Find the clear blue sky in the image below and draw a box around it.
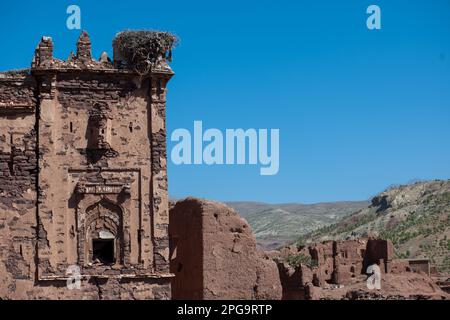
[1,1,449,203]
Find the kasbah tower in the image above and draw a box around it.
[0,30,175,299]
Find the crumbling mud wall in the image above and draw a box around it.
[0,72,37,204]
[169,199,203,299]
[169,198,282,300]
[0,71,38,297]
[364,238,394,272]
[0,30,174,299]
[275,239,448,300]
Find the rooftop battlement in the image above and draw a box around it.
[30,30,175,74]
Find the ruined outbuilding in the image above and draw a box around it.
[275,238,447,300]
[0,31,174,299]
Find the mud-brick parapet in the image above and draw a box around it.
[1,29,176,115]
[31,30,176,75]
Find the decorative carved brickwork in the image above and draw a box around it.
[0,30,174,299]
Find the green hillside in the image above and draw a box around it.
[227,201,368,250]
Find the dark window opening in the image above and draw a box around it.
[8,152,14,176]
[129,123,133,133]
[92,239,115,264]
[157,79,162,95]
[70,122,73,133]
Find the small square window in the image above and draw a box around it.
[92,239,115,264]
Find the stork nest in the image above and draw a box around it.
[113,30,177,75]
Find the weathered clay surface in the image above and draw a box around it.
[169,197,282,300]
[275,239,449,300]
[2,30,447,301]
[0,31,173,299]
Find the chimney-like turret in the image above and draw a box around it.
[76,31,92,62]
[33,36,53,67]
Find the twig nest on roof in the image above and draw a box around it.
[113,30,177,75]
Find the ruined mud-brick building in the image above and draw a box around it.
[169,198,282,300]
[275,238,435,299]
[0,31,174,299]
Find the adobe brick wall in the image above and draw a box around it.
[364,239,394,272]
[276,238,401,299]
[168,199,204,299]
[169,197,282,300]
[0,31,173,299]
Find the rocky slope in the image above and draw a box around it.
[227,201,368,250]
[297,180,450,273]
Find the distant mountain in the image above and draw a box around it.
[226,200,369,250]
[297,180,450,273]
